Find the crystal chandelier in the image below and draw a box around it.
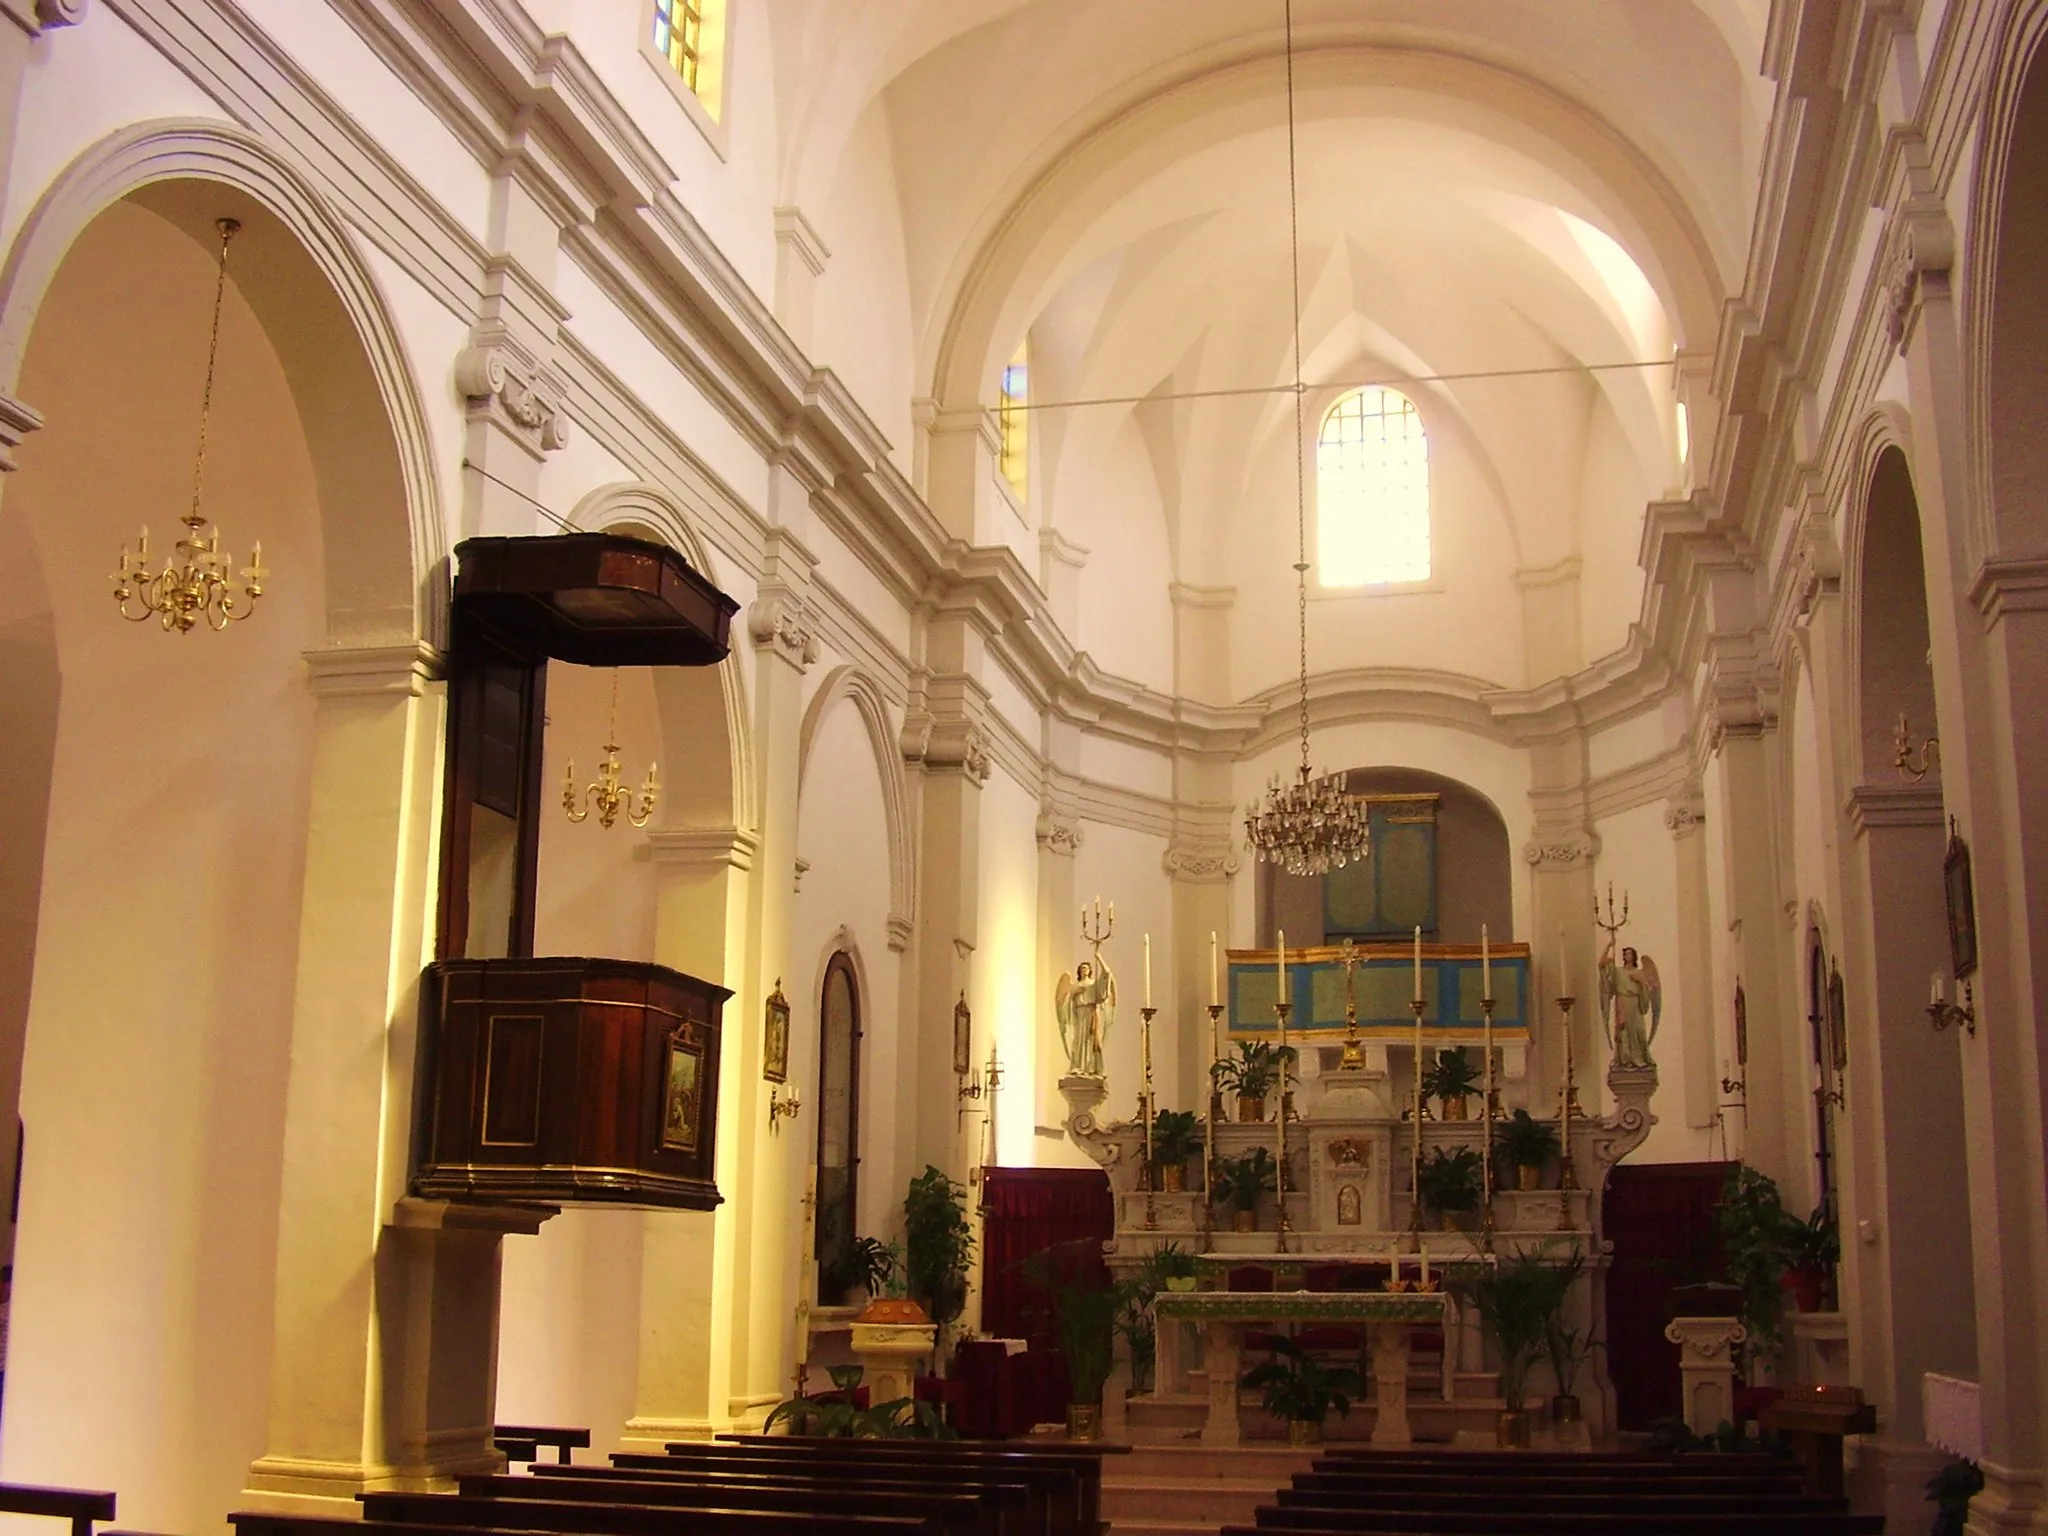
[563,671,659,830]
[111,218,269,633]
[1242,0,1371,878]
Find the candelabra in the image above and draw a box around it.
[563,672,658,829]
[1408,996,1427,1239]
[1273,999,1292,1253]
[1205,1002,1225,1232]
[1480,995,1497,1252]
[1141,1004,1158,1230]
[111,217,270,634]
[768,1084,802,1130]
[1895,712,1941,783]
[1556,994,1579,1232]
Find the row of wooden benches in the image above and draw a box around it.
[231,1433,1126,1536]
[1217,1447,1889,1535]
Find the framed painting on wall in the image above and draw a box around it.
[1944,820,1978,980]
[660,1033,705,1154]
[763,980,791,1083]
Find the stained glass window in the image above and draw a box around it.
[999,342,1028,498]
[651,0,725,119]
[1317,387,1430,585]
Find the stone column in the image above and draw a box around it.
[622,826,758,1448]
[1665,1317,1746,1435]
[1035,773,1083,1137]
[1165,833,1237,1112]
[1519,774,1598,1117]
[1665,792,1717,1131]
[246,644,531,1507]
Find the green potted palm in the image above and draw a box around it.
[903,1166,975,1340]
[1150,1108,1199,1191]
[1422,1047,1482,1120]
[1241,1335,1362,1446]
[1493,1108,1562,1190]
[1538,1247,1590,1427]
[1465,1248,1576,1447]
[1778,1204,1839,1313]
[1416,1145,1484,1230]
[1211,1040,1296,1122]
[1214,1146,1277,1231]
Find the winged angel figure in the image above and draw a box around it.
[1598,940,1663,1069]
[1054,956,1116,1078]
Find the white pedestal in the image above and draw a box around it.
[1369,1321,1416,1448]
[1664,1316,1747,1434]
[850,1321,936,1405]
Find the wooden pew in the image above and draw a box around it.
[365,1489,969,1536]
[0,1484,119,1536]
[459,1469,1014,1536]
[643,1440,1090,1536]
[493,1426,590,1468]
[530,1462,1039,1536]
[236,1513,921,1536]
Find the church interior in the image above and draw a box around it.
[0,1,2044,1533]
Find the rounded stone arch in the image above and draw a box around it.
[797,664,915,945]
[926,42,1726,416]
[1963,0,2048,555]
[1839,409,1936,788]
[567,480,756,834]
[0,118,444,647]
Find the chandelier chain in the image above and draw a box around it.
[1284,0,1312,787]
[186,218,234,529]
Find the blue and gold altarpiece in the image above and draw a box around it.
[1226,943,1532,1043]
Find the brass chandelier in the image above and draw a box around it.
[111,217,269,633]
[563,672,659,830]
[1242,0,1370,877]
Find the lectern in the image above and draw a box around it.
[411,533,739,1212]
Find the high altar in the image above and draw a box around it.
[1059,941,1659,1446]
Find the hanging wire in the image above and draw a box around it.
[1283,0,1312,785]
[186,218,238,527]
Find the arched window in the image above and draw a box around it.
[814,952,863,1304]
[650,0,728,121]
[999,342,1028,499]
[1317,386,1430,586]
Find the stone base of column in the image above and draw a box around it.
[1966,1459,2048,1536]
[1663,1316,1746,1435]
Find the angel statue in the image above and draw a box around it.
[1599,941,1663,1069]
[1055,956,1117,1078]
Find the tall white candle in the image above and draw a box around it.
[1420,1244,1430,1285]
[1413,926,1423,1003]
[1210,932,1220,1007]
[1277,930,1287,996]
[1481,924,1491,1003]
[1144,934,1153,1007]
[1560,927,1569,997]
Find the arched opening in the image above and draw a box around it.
[814,951,862,1305]
[0,177,406,1523]
[1845,441,1976,1442]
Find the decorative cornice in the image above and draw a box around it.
[0,0,88,36]
[645,826,761,872]
[1162,842,1239,883]
[1845,783,1945,835]
[747,591,820,671]
[301,642,443,698]
[0,390,43,472]
[1969,555,2048,627]
[885,914,913,952]
[902,714,992,785]
[1882,195,1956,352]
[772,206,830,278]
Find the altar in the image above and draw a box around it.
[1059,940,1660,1446]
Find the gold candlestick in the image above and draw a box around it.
[1408,995,1428,1239]
[1274,999,1293,1254]
[1205,1002,1225,1232]
[1141,1004,1158,1230]
[1480,995,1497,1252]
[1557,994,1579,1231]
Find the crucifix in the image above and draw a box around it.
[1339,937,1364,1069]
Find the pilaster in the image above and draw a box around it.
[771,206,829,354]
[1664,790,1716,1129]
[1034,781,1083,1138]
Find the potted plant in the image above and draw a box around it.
[1778,1203,1839,1313]
[1214,1146,1276,1231]
[1714,1163,1790,1366]
[1493,1108,1562,1191]
[1150,1108,1199,1191]
[1052,1277,1118,1439]
[1144,1241,1201,1292]
[904,1166,975,1340]
[1211,1040,1296,1122]
[1116,1243,1198,1393]
[1464,1246,1575,1448]
[1537,1246,1590,1426]
[1416,1145,1484,1230]
[1240,1334,1362,1446]
[853,1238,924,1325]
[1422,1047,1482,1120]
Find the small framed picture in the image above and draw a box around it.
[1945,821,1978,980]
[953,993,973,1078]
[660,1033,705,1154]
[762,980,791,1084]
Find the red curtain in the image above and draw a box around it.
[979,1167,1112,1426]
[1603,1160,1733,1430]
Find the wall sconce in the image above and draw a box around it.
[1928,975,1975,1036]
[1895,712,1940,783]
[768,1084,802,1130]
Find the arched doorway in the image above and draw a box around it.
[814,952,862,1305]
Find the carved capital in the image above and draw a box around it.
[1883,200,1956,352]
[1663,800,1707,838]
[901,713,991,783]
[0,390,43,471]
[1591,1062,1659,1168]
[885,913,914,952]
[1163,842,1239,882]
[747,591,819,671]
[1036,805,1084,856]
[1523,834,1599,868]
[455,321,568,456]
[2,0,88,33]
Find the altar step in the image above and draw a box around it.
[1103,1444,1315,1535]
[1129,1371,1505,1448]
